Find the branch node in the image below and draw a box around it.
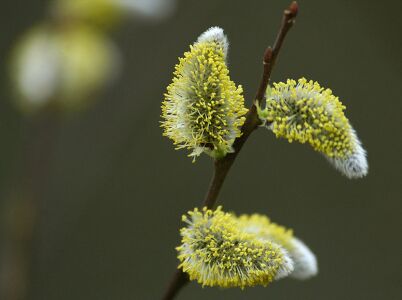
[263,47,273,64]
[288,1,299,17]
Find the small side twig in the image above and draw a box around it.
[162,2,298,299]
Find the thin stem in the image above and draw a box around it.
[203,159,231,209]
[0,105,61,300]
[162,2,298,299]
[162,269,189,300]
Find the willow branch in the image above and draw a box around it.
[162,2,298,299]
[204,0,298,209]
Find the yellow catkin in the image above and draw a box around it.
[259,78,355,158]
[161,39,247,160]
[10,24,117,112]
[238,214,318,280]
[177,207,293,288]
[237,214,294,250]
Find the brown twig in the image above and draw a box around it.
[162,2,298,299]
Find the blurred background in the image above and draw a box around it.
[1,0,401,299]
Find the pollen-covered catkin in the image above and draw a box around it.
[238,214,318,280]
[176,207,294,288]
[161,27,247,160]
[257,78,368,178]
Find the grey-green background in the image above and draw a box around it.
[1,0,401,299]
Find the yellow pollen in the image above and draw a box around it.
[161,40,247,160]
[177,207,292,288]
[260,78,355,158]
